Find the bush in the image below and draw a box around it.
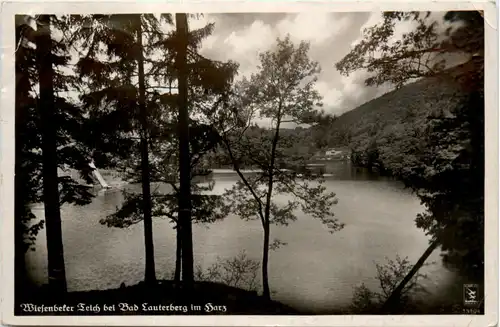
[195,251,260,292]
[350,255,430,313]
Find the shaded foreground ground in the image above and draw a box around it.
[16,280,483,315]
[16,280,299,315]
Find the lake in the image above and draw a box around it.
[26,161,458,313]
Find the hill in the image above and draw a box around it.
[188,61,477,174]
[311,62,475,174]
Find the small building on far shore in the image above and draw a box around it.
[325,149,342,156]
[314,148,348,161]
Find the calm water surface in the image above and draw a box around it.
[26,162,457,312]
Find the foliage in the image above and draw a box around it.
[210,36,343,300]
[100,183,229,229]
[71,13,180,284]
[350,255,430,313]
[70,14,170,167]
[324,73,464,172]
[14,14,108,295]
[15,15,96,255]
[99,117,232,280]
[116,16,234,210]
[336,11,483,89]
[410,89,484,278]
[195,251,260,292]
[333,11,484,279]
[81,14,237,283]
[16,16,45,254]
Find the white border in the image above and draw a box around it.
[1,1,498,326]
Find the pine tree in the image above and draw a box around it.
[75,14,237,287]
[15,14,44,300]
[15,14,95,298]
[174,13,194,287]
[35,13,69,294]
[151,13,238,286]
[100,124,230,283]
[73,14,176,285]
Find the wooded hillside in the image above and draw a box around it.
[312,60,476,175]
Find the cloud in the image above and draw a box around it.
[334,11,466,114]
[223,20,275,55]
[200,34,218,51]
[200,13,357,81]
[315,81,343,110]
[195,12,456,119]
[275,13,351,45]
[221,20,276,77]
[336,69,391,113]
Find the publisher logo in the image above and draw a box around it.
[463,284,479,306]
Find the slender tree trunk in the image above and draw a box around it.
[261,223,271,299]
[35,14,67,294]
[381,239,439,312]
[175,13,194,288]
[136,16,156,285]
[261,109,283,300]
[174,227,182,283]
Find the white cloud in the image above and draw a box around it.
[340,70,370,101]
[275,13,350,45]
[190,15,220,55]
[189,14,215,31]
[351,11,461,49]
[350,12,418,48]
[223,20,275,55]
[350,12,383,47]
[209,13,354,81]
[200,34,217,52]
[337,12,458,114]
[315,81,342,109]
[219,20,276,78]
[194,12,459,119]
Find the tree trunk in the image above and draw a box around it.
[174,227,181,283]
[260,108,283,300]
[175,13,194,288]
[35,14,67,294]
[381,239,439,312]
[136,16,156,285]
[262,223,271,299]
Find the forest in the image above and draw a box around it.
[14,11,484,315]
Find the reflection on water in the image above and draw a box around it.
[26,161,457,312]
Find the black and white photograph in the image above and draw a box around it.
[1,2,498,326]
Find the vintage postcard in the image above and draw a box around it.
[0,0,498,326]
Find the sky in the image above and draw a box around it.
[21,12,458,124]
[188,12,455,118]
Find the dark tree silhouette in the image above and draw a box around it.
[336,11,484,311]
[77,13,238,287]
[73,14,175,285]
[15,14,95,298]
[35,14,68,294]
[174,13,194,288]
